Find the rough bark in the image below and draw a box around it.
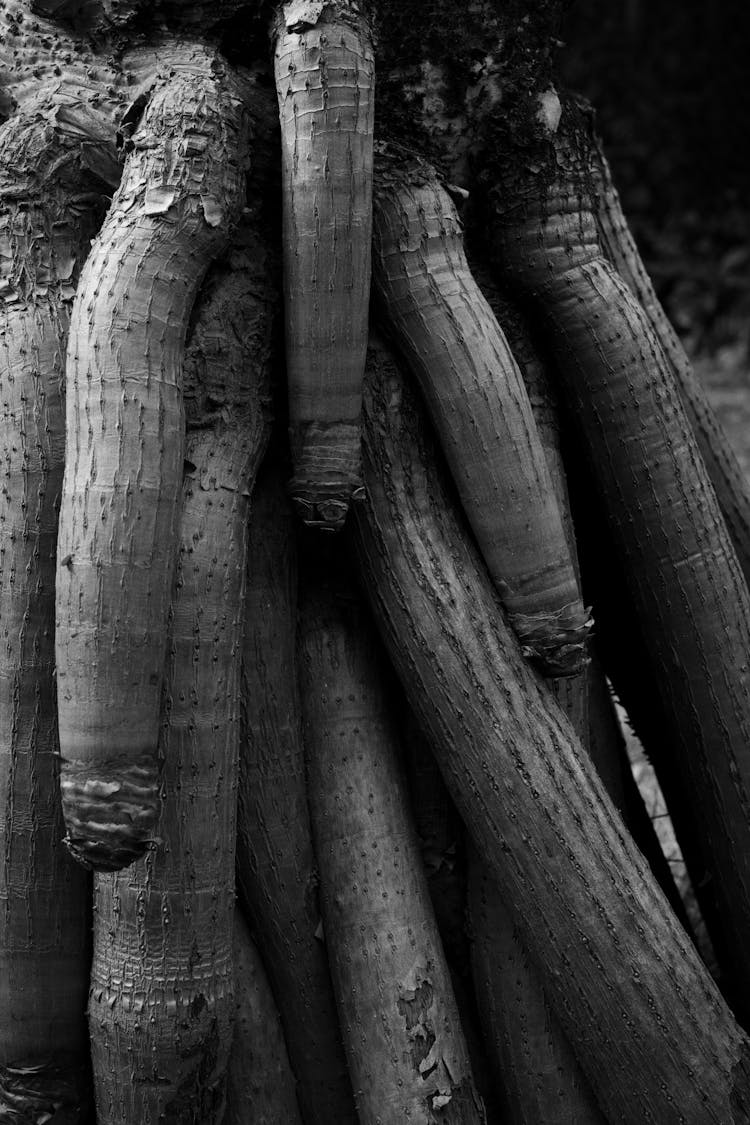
[0,1,129,121]
[298,566,486,1124]
[468,845,606,1125]
[472,271,591,729]
[55,43,252,871]
[236,457,357,1125]
[402,712,470,979]
[87,177,272,1123]
[589,114,750,586]
[275,0,374,529]
[487,97,750,1019]
[352,332,750,1124]
[446,283,604,1121]
[373,153,590,676]
[0,84,118,1124]
[568,473,729,980]
[225,909,304,1125]
[487,280,686,922]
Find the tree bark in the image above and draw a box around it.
[236,457,357,1125]
[352,332,750,1123]
[372,154,590,676]
[487,98,750,1018]
[274,0,374,529]
[55,43,252,871]
[88,186,272,1122]
[0,80,117,1125]
[298,562,485,1124]
[226,909,304,1125]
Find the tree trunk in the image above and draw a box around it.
[0,73,116,1125]
[55,42,252,871]
[297,560,485,1123]
[2,4,750,1122]
[236,457,357,1125]
[226,908,304,1125]
[352,333,750,1123]
[88,176,272,1121]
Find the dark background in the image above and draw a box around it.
[561,0,750,367]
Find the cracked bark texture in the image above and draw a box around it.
[373,153,590,676]
[352,333,750,1123]
[236,457,357,1125]
[87,172,273,1123]
[274,0,374,529]
[225,909,304,1125]
[55,44,252,871]
[0,79,119,1124]
[487,99,750,1021]
[298,568,485,1124]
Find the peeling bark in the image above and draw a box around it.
[236,457,357,1125]
[352,333,750,1123]
[88,178,272,1122]
[298,567,485,1124]
[55,44,252,871]
[0,0,129,121]
[274,0,374,528]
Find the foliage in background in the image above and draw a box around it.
[562,0,750,365]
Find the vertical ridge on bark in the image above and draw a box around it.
[55,44,252,871]
[225,909,304,1125]
[0,91,117,1124]
[274,0,374,529]
[487,98,750,1017]
[88,180,273,1123]
[372,152,590,676]
[236,458,357,1125]
[352,333,750,1123]
[298,565,486,1124]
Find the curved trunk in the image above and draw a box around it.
[225,909,304,1125]
[0,93,116,1123]
[449,284,604,1120]
[298,566,485,1124]
[236,458,357,1125]
[275,0,374,529]
[589,118,750,583]
[488,99,750,1017]
[372,155,590,676]
[88,192,272,1123]
[55,43,251,871]
[352,332,750,1123]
